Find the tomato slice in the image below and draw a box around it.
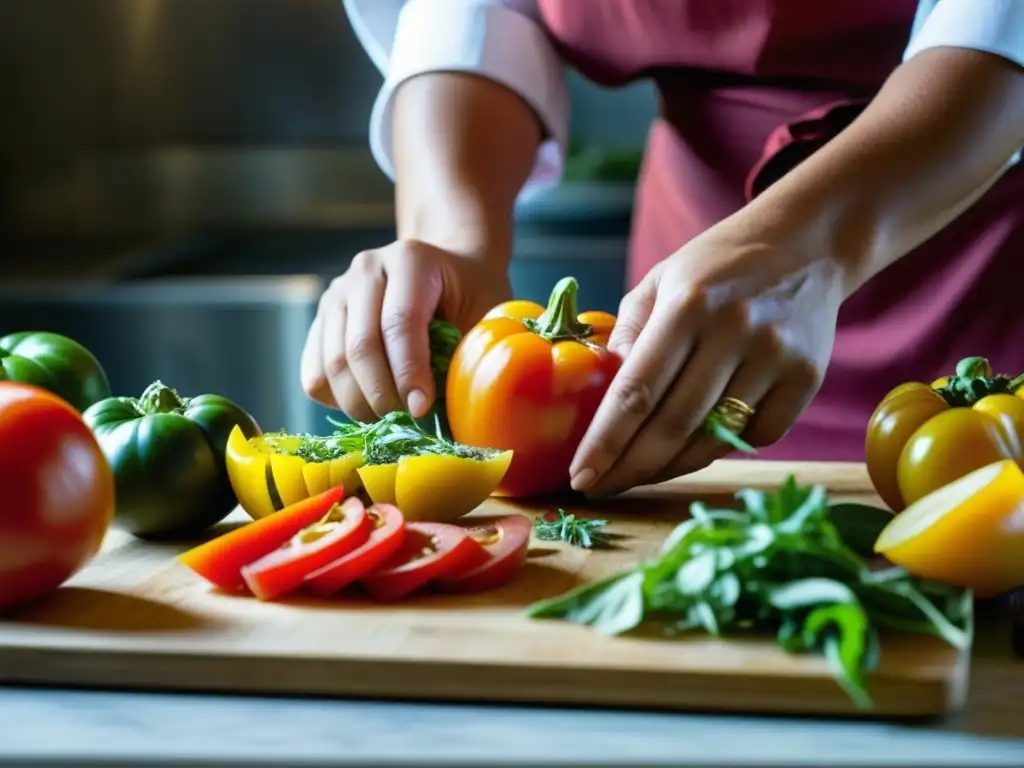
[304,503,407,597]
[437,514,532,594]
[358,522,488,602]
[240,497,373,601]
[179,485,348,592]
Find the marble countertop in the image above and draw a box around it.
[1,683,1024,767]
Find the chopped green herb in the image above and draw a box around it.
[253,409,498,466]
[526,475,973,709]
[325,410,498,466]
[533,508,613,549]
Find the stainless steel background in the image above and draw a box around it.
[0,0,390,245]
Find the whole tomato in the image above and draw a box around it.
[446,276,621,497]
[0,382,115,612]
[865,357,1024,512]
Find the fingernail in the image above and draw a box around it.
[571,468,597,492]
[407,389,429,417]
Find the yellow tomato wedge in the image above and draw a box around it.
[357,463,399,504]
[224,425,365,521]
[357,450,514,522]
[874,459,1024,597]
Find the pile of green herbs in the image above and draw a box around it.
[261,410,497,466]
[526,477,973,708]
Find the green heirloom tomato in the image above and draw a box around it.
[84,380,261,539]
[0,331,111,412]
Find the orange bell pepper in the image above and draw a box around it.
[446,276,620,498]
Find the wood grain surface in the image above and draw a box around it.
[0,460,971,718]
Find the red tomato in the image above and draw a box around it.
[0,382,115,612]
[241,496,372,601]
[304,503,406,597]
[438,515,532,593]
[359,522,489,602]
[179,485,347,592]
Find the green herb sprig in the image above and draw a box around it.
[259,410,496,466]
[533,508,613,549]
[526,476,973,709]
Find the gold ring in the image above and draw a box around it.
[711,396,756,436]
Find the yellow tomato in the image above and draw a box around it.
[357,450,514,522]
[224,426,364,520]
[874,459,1024,597]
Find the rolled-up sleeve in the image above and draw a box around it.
[903,0,1024,165]
[903,0,1024,67]
[343,0,570,200]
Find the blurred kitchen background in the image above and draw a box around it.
[0,0,655,432]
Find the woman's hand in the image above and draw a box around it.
[300,240,511,423]
[569,223,846,496]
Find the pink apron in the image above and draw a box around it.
[536,0,1024,461]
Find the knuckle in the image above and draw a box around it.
[611,374,654,417]
[380,305,422,342]
[789,356,824,392]
[323,353,348,380]
[346,332,382,366]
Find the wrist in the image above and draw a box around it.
[397,192,513,270]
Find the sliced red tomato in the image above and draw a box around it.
[358,522,488,602]
[240,497,373,601]
[304,503,407,597]
[178,485,347,592]
[437,514,532,594]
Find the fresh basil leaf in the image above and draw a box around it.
[827,502,894,558]
[675,551,717,595]
[777,484,829,534]
[767,578,859,612]
[710,572,742,608]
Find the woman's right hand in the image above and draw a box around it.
[300,239,512,423]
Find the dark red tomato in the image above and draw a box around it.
[304,503,407,597]
[0,382,115,612]
[438,515,532,594]
[241,496,372,601]
[358,522,489,602]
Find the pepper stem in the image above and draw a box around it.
[137,380,187,415]
[523,276,593,342]
[955,356,993,380]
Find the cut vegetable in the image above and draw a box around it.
[240,497,372,601]
[305,503,407,596]
[359,522,489,602]
[357,451,514,522]
[178,485,348,592]
[874,459,1024,597]
[438,514,532,593]
[225,425,365,521]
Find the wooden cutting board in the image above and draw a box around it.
[0,460,969,717]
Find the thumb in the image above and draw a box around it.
[608,279,656,360]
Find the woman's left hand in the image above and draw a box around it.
[569,221,847,496]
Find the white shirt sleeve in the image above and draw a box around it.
[903,0,1024,166]
[904,0,1024,67]
[342,0,570,201]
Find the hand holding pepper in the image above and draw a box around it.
[301,240,512,423]
[569,223,845,497]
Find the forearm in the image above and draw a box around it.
[392,72,543,269]
[745,47,1024,295]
